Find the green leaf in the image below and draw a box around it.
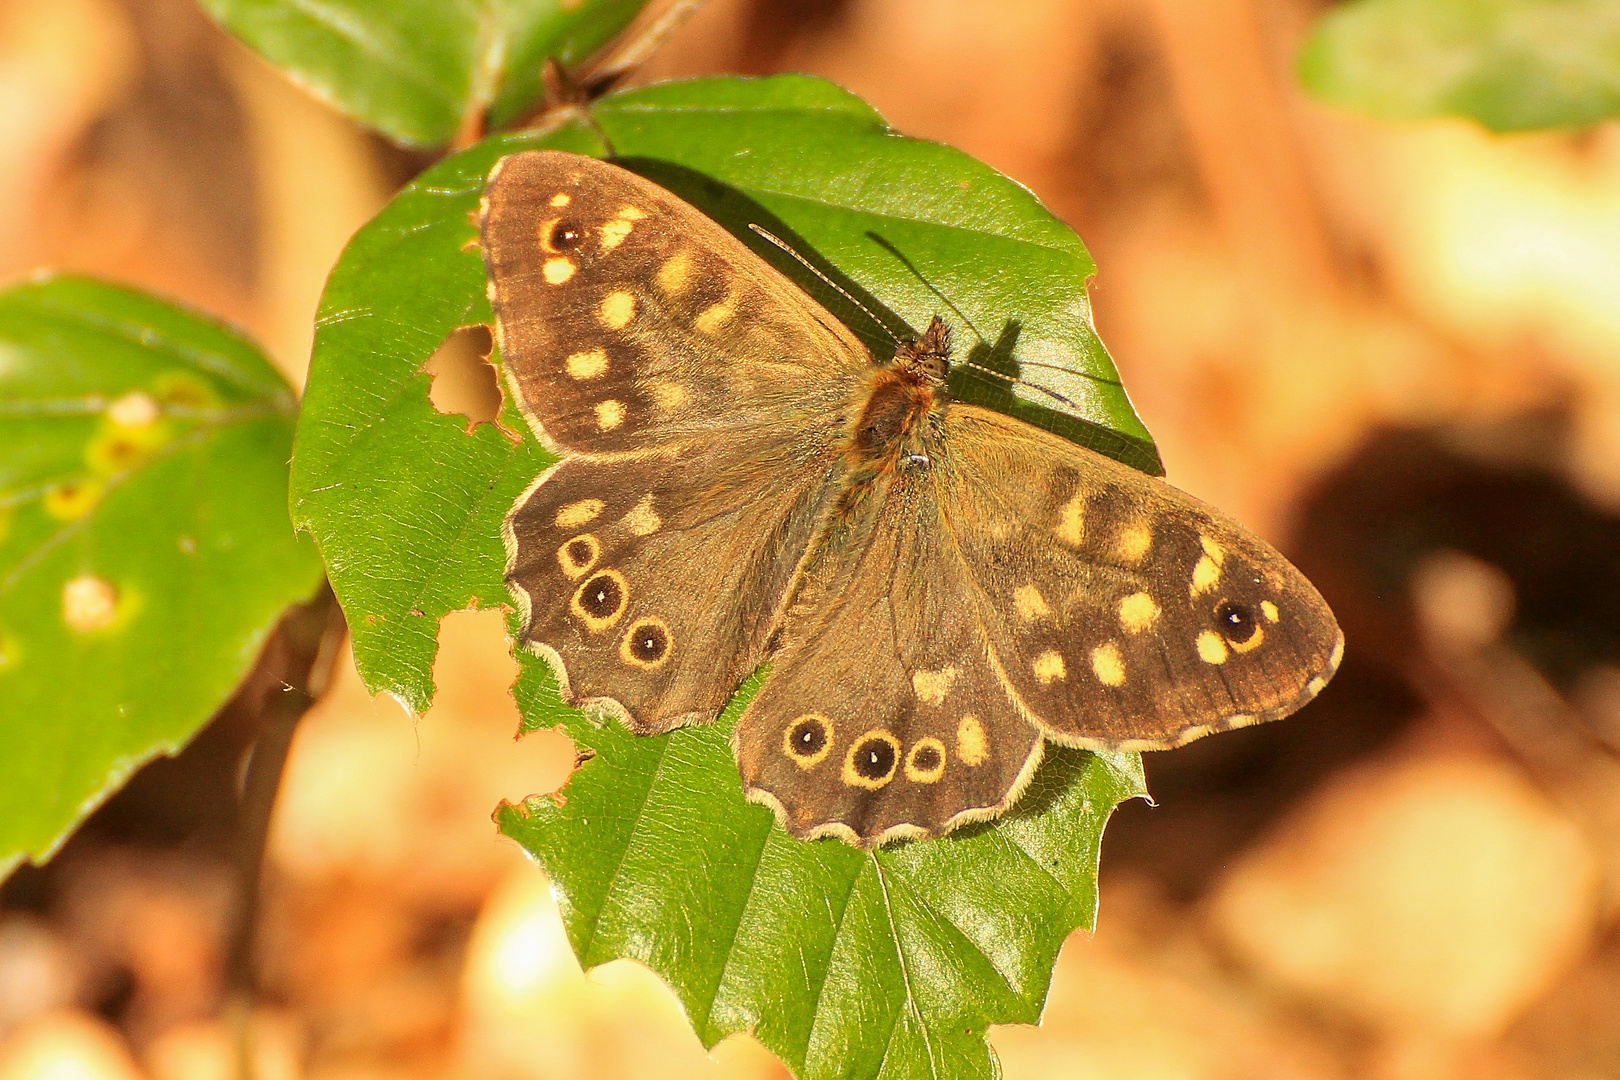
[290,74,1153,1078]
[1300,0,1620,130]
[0,276,325,879]
[498,670,1147,1080]
[199,0,652,148]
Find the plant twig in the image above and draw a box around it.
[219,580,346,1079]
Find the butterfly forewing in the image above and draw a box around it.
[936,404,1343,749]
[480,151,870,453]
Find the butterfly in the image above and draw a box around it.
[479,150,1342,848]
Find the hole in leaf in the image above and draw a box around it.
[424,325,501,433]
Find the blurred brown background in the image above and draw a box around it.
[4,0,1620,1078]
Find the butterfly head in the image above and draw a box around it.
[893,316,951,386]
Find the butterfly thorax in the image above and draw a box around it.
[844,316,951,474]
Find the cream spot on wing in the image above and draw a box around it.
[623,494,660,536]
[549,192,571,207]
[657,251,692,293]
[1033,650,1066,684]
[618,205,646,221]
[1191,555,1221,596]
[956,715,988,766]
[555,499,604,528]
[1200,534,1226,564]
[1329,634,1344,669]
[1091,642,1126,686]
[599,291,636,329]
[1117,522,1153,563]
[1014,584,1051,620]
[543,257,576,284]
[911,665,959,705]
[1197,630,1229,664]
[1053,492,1085,546]
[595,399,625,431]
[1119,592,1160,633]
[648,380,686,412]
[599,218,633,252]
[1261,600,1280,622]
[565,348,608,380]
[1308,675,1327,694]
[63,574,118,633]
[695,298,736,334]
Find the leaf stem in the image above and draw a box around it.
[220,580,346,1080]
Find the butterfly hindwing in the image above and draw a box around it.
[481,151,869,454]
[937,404,1343,749]
[506,416,847,734]
[735,471,1044,845]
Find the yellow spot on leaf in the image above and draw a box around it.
[1014,584,1050,620]
[912,665,959,705]
[1119,592,1160,633]
[45,480,101,520]
[1091,642,1126,686]
[623,495,660,536]
[1033,650,1066,684]
[543,257,576,284]
[63,575,118,633]
[565,349,608,380]
[956,715,988,766]
[599,291,636,329]
[595,400,625,431]
[1053,492,1085,546]
[1197,630,1229,664]
[555,499,604,528]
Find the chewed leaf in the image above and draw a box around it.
[0,275,324,878]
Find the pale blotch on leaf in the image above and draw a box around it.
[107,390,160,429]
[424,325,501,432]
[63,574,119,633]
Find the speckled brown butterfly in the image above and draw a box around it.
[480,150,1342,848]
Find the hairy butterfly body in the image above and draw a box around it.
[481,150,1342,848]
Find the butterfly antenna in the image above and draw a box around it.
[749,225,902,346]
